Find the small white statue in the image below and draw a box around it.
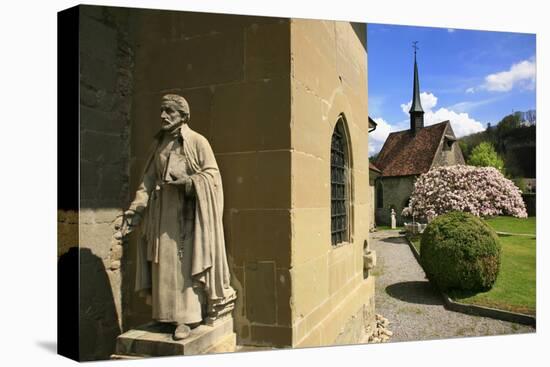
[390,208,396,229]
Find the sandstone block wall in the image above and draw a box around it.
[60,6,376,356]
[290,19,375,347]
[126,9,293,347]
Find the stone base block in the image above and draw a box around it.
[113,318,236,358]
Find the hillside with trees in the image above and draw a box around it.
[459,111,536,179]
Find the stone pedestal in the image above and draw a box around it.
[112,318,236,359]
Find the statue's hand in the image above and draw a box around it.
[166,177,194,196]
[165,177,189,186]
[120,209,141,237]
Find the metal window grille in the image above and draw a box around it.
[331,121,348,246]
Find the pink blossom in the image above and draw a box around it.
[402,165,527,220]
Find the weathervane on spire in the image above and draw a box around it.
[412,41,419,57]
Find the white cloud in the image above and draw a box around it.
[447,97,501,113]
[369,118,409,155]
[400,92,438,114]
[401,91,485,137]
[369,117,393,155]
[468,59,536,93]
[371,91,486,155]
[447,28,456,33]
[425,108,484,137]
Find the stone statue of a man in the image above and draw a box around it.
[121,94,236,340]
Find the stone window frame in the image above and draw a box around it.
[330,114,354,247]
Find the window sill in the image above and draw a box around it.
[331,241,352,249]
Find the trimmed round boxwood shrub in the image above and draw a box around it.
[420,211,501,292]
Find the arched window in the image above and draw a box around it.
[331,117,351,246]
[376,181,384,209]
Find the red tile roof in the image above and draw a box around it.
[375,121,449,177]
[369,161,381,173]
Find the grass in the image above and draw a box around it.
[376,225,403,231]
[448,234,536,315]
[484,216,536,235]
[410,237,421,253]
[411,216,536,315]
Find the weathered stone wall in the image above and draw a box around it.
[369,170,380,229]
[127,9,293,347]
[431,124,465,168]
[57,5,136,361]
[375,175,416,226]
[289,19,375,347]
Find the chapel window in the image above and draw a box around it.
[331,117,351,246]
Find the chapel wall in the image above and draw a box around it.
[369,171,380,229]
[127,9,294,347]
[375,175,415,226]
[431,125,466,168]
[289,19,375,347]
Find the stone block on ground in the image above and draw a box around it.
[113,318,236,358]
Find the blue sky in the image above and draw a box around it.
[367,23,536,155]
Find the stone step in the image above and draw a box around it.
[114,318,235,358]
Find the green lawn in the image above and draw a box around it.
[449,234,536,315]
[484,216,536,235]
[410,237,421,253]
[376,225,403,231]
[411,216,536,315]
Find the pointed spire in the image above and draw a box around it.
[409,41,424,132]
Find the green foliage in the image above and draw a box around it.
[420,212,501,292]
[448,233,536,315]
[512,177,527,193]
[496,113,522,137]
[468,142,505,173]
[459,112,535,178]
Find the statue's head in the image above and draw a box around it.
[160,94,190,131]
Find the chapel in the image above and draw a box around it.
[371,49,465,226]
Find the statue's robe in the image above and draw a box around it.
[129,124,236,325]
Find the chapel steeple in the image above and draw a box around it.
[409,41,424,132]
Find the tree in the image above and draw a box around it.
[468,142,505,174]
[402,165,527,221]
[496,113,521,142]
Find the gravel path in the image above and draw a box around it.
[370,230,534,342]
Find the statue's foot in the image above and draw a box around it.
[173,324,191,340]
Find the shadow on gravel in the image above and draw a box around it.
[381,236,408,245]
[385,281,442,305]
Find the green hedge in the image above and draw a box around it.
[420,212,501,292]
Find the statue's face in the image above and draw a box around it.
[160,104,183,130]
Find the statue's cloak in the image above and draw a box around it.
[134,126,236,309]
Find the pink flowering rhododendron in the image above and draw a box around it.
[402,165,527,220]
